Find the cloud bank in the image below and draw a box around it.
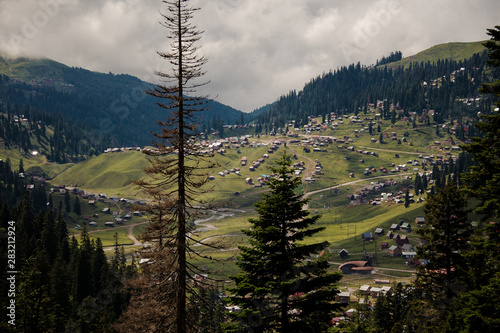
[1,0,498,111]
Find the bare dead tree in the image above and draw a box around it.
[115,1,220,332]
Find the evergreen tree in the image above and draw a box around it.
[462,25,500,221]
[404,188,410,208]
[414,173,422,196]
[19,158,24,174]
[226,153,341,332]
[416,183,471,298]
[120,1,214,332]
[64,191,71,213]
[48,193,53,210]
[72,226,94,306]
[73,196,81,215]
[449,27,500,331]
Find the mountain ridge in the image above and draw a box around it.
[0,39,489,149]
[381,41,486,69]
[0,54,249,146]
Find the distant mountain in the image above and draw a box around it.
[0,55,248,147]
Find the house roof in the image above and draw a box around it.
[360,285,371,292]
[389,245,400,251]
[401,244,414,251]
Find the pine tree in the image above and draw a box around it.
[64,191,71,213]
[226,153,341,332]
[121,1,214,332]
[48,193,53,210]
[19,158,24,174]
[416,183,471,298]
[73,196,81,215]
[462,25,500,221]
[414,173,422,196]
[404,188,410,208]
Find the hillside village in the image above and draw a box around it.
[1,25,498,330]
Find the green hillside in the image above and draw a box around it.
[383,41,487,69]
[50,150,149,196]
[0,53,249,147]
[0,56,70,84]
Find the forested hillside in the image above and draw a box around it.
[0,56,249,147]
[256,47,494,131]
[0,103,103,163]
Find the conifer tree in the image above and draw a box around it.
[416,183,471,298]
[404,188,410,208]
[462,25,500,221]
[64,191,71,213]
[226,154,341,332]
[120,1,214,332]
[73,196,81,215]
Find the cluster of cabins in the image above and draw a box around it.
[338,217,426,273]
[346,180,398,205]
[51,185,146,228]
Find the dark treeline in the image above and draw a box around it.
[375,51,403,66]
[0,192,132,332]
[257,51,494,130]
[0,101,104,163]
[0,62,248,146]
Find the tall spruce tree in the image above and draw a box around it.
[118,1,214,332]
[73,196,81,216]
[416,183,471,298]
[448,26,500,331]
[462,25,500,221]
[226,154,341,333]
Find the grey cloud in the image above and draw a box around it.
[1,0,499,111]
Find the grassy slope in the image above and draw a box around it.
[0,55,70,84]
[49,113,464,204]
[51,150,149,196]
[383,41,486,69]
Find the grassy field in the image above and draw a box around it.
[383,41,486,70]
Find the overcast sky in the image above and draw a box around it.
[1,0,499,112]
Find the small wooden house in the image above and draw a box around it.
[362,232,374,241]
[415,217,426,224]
[336,292,351,304]
[388,245,402,257]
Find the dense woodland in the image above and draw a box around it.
[0,192,133,332]
[0,105,103,164]
[0,61,247,147]
[256,50,495,133]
